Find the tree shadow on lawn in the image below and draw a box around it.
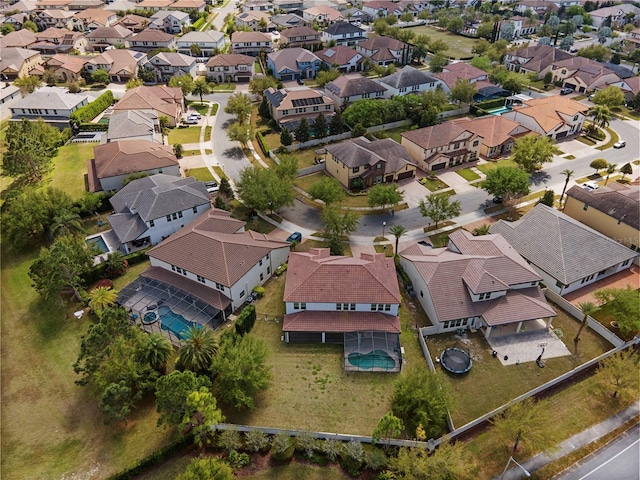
[530,170,551,187]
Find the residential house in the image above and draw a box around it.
[35,0,73,8]
[35,9,75,30]
[504,44,573,79]
[325,73,386,107]
[107,174,211,254]
[271,13,308,29]
[501,96,587,139]
[607,76,640,104]
[513,0,558,16]
[176,30,226,57]
[136,0,174,10]
[400,122,482,172]
[235,10,274,31]
[105,110,161,144]
[149,10,191,34]
[283,248,402,371]
[67,0,104,10]
[433,62,489,93]
[362,0,403,19]
[3,12,29,30]
[149,52,197,82]
[264,86,335,130]
[500,15,539,38]
[321,21,366,46]
[280,26,321,49]
[10,87,88,127]
[170,0,205,12]
[356,36,412,66]
[87,139,180,192]
[84,49,148,82]
[341,7,371,24]
[231,31,272,57]
[563,182,640,260]
[272,0,303,14]
[623,28,640,54]
[206,54,255,83]
[0,29,37,49]
[589,4,640,29]
[0,85,21,106]
[316,45,363,72]
[138,208,291,315]
[399,229,557,338]
[113,85,183,127]
[377,66,443,97]
[30,28,87,56]
[549,57,621,93]
[6,0,38,13]
[490,204,637,295]
[86,25,133,51]
[241,0,271,12]
[324,136,416,189]
[452,116,532,159]
[42,53,87,81]
[302,5,343,26]
[0,47,42,79]
[266,47,322,80]
[104,0,139,11]
[129,29,176,52]
[74,9,118,32]
[114,14,150,33]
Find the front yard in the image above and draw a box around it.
[167,126,201,145]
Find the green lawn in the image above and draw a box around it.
[213,166,228,179]
[183,149,212,157]
[406,26,480,59]
[456,168,481,181]
[168,126,201,145]
[418,176,450,191]
[185,167,214,181]
[254,61,263,74]
[46,142,95,199]
[188,102,210,114]
[475,158,518,175]
[211,83,236,92]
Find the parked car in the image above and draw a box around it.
[582,181,599,191]
[569,47,578,53]
[613,140,626,149]
[188,112,201,119]
[296,77,304,85]
[184,116,198,124]
[560,87,574,95]
[492,197,503,204]
[286,231,302,243]
[205,181,219,193]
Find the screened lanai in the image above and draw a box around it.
[343,331,402,373]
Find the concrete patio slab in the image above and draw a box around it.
[487,322,571,366]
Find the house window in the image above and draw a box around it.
[166,215,172,222]
[178,211,183,218]
[171,264,176,271]
[352,166,360,173]
[472,140,479,147]
[267,266,270,274]
[172,213,177,220]
[583,203,588,211]
[479,292,492,300]
[420,291,423,298]
[259,259,263,266]
[260,273,264,281]
[531,281,537,286]
[215,282,224,290]
[193,206,197,214]
[454,143,460,149]
[149,220,155,227]
[239,290,245,298]
[196,275,206,283]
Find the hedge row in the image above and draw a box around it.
[235,304,256,336]
[78,123,109,132]
[192,17,204,29]
[394,256,411,287]
[70,90,114,125]
[256,131,269,155]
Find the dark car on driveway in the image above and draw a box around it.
[286,232,302,243]
[560,87,574,95]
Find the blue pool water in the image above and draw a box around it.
[487,106,511,115]
[348,350,396,370]
[158,305,200,340]
[86,235,109,253]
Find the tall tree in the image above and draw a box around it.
[429,53,449,73]
[329,111,347,135]
[88,286,118,318]
[604,163,616,185]
[274,154,299,180]
[249,76,278,98]
[99,380,137,425]
[448,79,477,106]
[372,412,404,451]
[143,333,173,373]
[308,176,345,205]
[14,75,42,94]
[594,287,640,338]
[368,183,404,209]
[155,370,212,427]
[589,158,608,175]
[511,135,561,172]
[191,77,211,104]
[573,301,597,346]
[294,118,311,143]
[593,349,640,401]
[280,129,293,146]
[258,95,271,119]
[588,104,611,130]
[181,387,225,449]
[389,225,406,254]
[593,86,624,108]
[50,209,84,239]
[226,121,254,148]
[391,441,475,480]
[224,92,253,123]
[314,113,328,139]
[236,166,295,214]
[321,203,360,238]
[169,74,194,96]
[419,194,462,229]
[620,163,632,181]
[559,169,574,209]
[177,326,218,375]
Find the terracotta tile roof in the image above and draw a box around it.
[453,116,531,148]
[283,311,401,333]
[171,0,205,8]
[358,35,408,53]
[131,29,175,43]
[505,44,572,73]
[264,86,333,111]
[565,184,640,231]
[45,53,87,73]
[74,8,115,26]
[206,53,254,68]
[0,30,37,48]
[231,31,272,43]
[113,85,182,119]
[613,76,640,95]
[552,56,617,85]
[284,248,401,304]
[91,140,178,179]
[281,26,320,40]
[316,46,361,66]
[136,0,173,7]
[401,122,473,150]
[304,5,343,21]
[88,25,133,40]
[87,49,146,76]
[507,96,588,133]
[147,210,289,287]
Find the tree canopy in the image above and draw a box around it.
[181,386,225,448]
[593,86,625,108]
[511,135,561,172]
[594,287,640,338]
[449,79,477,106]
[236,166,295,214]
[418,194,462,229]
[155,370,212,427]
[224,92,253,123]
[482,166,530,198]
[308,177,345,205]
[176,457,235,480]
[368,183,404,209]
[593,349,639,402]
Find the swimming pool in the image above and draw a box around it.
[487,106,511,115]
[86,235,109,254]
[158,305,200,340]
[347,350,396,371]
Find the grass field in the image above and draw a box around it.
[456,168,481,181]
[168,126,201,145]
[406,26,480,59]
[475,158,518,175]
[185,167,215,181]
[46,142,95,199]
[418,176,449,191]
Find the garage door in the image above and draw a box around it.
[397,171,414,180]
[432,162,446,171]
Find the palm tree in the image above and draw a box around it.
[143,333,173,373]
[604,163,617,185]
[88,286,118,318]
[574,301,597,345]
[389,225,406,254]
[472,224,491,236]
[178,326,217,374]
[588,105,611,131]
[192,78,212,104]
[559,169,574,209]
[50,209,83,239]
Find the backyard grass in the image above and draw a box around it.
[185,167,214,181]
[230,201,276,234]
[406,26,479,59]
[211,83,236,92]
[418,176,449,191]
[46,142,95,199]
[475,159,518,175]
[254,61,263,74]
[188,102,210,115]
[168,126,201,145]
[456,168,481,181]
[374,244,394,257]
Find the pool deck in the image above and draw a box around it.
[86,229,122,265]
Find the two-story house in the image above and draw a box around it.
[266,47,321,80]
[399,229,557,338]
[84,49,148,83]
[452,116,532,159]
[321,22,366,46]
[112,85,183,127]
[501,96,587,139]
[433,61,489,93]
[325,73,386,107]
[271,13,307,29]
[129,29,176,52]
[42,53,87,82]
[272,0,303,14]
[36,9,75,30]
[0,29,37,49]
[503,44,572,79]
[176,30,226,57]
[10,86,88,127]
[356,36,412,66]
[29,28,87,56]
[106,110,161,144]
[623,28,640,54]
[149,52,197,82]
[376,66,443,97]
[279,26,321,49]
[401,122,482,172]
[235,10,274,31]
[241,0,271,12]
[136,0,174,11]
[264,86,335,130]
[316,45,363,73]
[206,54,254,83]
[589,4,640,29]
[107,174,210,254]
[114,14,150,33]
[0,47,42,79]
[607,77,640,104]
[74,8,118,31]
[514,0,558,16]
[86,25,133,52]
[170,0,205,12]
[362,0,403,19]
[283,247,403,372]
[149,10,191,34]
[549,57,621,93]
[302,5,343,26]
[231,31,272,57]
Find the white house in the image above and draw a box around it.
[176,30,226,57]
[321,21,366,46]
[325,73,387,107]
[149,10,191,34]
[10,87,89,128]
[149,52,197,82]
[501,96,588,139]
[376,66,444,97]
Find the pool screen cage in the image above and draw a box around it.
[118,276,223,344]
[343,331,402,372]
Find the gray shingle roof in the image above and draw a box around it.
[12,87,88,110]
[323,22,365,36]
[565,184,640,231]
[108,212,149,242]
[325,136,415,172]
[489,204,638,285]
[107,110,157,142]
[378,66,438,89]
[325,73,386,97]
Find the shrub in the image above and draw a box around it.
[274,263,287,276]
[244,429,270,452]
[256,131,269,154]
[70,90,114,127]
[235,304,256,335]
[340,440,364,477]
[192,17,205,29]
[252,285,265,297]
[270,433,294,462]
[227,449,251,470]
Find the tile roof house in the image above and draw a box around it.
[321,21,366,46]
[6,0,37,13]
[149,51,197,82]
[400,229,557,338]
[10,86,88,126]
[176,30,226,57]
[272,0,303,14]
[623,28,640,54]
[400,122,482,173]
[129,28,176,52]
[113,85,183,126]
[30,27,87,56]
[302,5,343,26]
[283,248,403,371]
[3,13,29,31]
[42,53,87,81]
[234,10,274,31]
[264,86,335,130]
[86,25,134,51]
[549,57,621,93]
[356,35,413,66]
[170,0,205,12]
[589,4,640,29]
[205,53,255,83]
[113,14,150,33]
[106,109,161,144]
[452,115,532,159]
[144,208,291,312]
[87,139,180,192]
[376,66,444,97]
[324,136,416,189]
[149,10,191,34]
[563,182,640,260]
[136,0,173,10]
[316,45,363,73]
[0,29,37,49]
[0,85,21,106]
[607,76,640,104]
[433,62,489,92]
[266,47,322,80]
[514,0,558,16]
[0,47,42,79]
[231,31,272,56]
[271,13,308,29]
[501,96,588,139]
[107,174,211,254]
[279,26,321,48]
[325,73,386,107]
[241,0,271,12]
[35,9,75,30]
[84,49,147,82]
[490,204,638,295]
[504,44,573,79]
[73,8,118,31]
[362,0,403,19]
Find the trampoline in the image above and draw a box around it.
[440,348,473,374]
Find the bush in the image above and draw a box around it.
[124,248,151,266]
[252,285,265,297]
[274,263,287,276]
[77,123,109,132]
[270,433,294,462]
[235,304,256,335]
[394,256,411,287]
[192,17,205,29]
[256,131,269,154]
[70,90,114,127]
